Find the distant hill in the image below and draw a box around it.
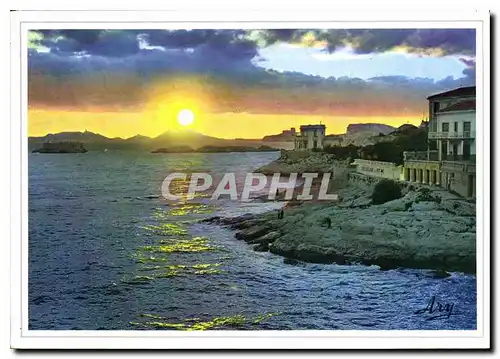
[29,123,411,152]
[329,123,397,147]
[29,130,292,151]
[262,128,296,142]
[152,129,223,147]
[346,123,396,136]
[29,131,120,151]
[30,131,110,143]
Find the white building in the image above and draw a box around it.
[294,124,326,150]
[427,86,476,162]
[403,86,476,198]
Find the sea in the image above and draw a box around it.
[28,151,477,330]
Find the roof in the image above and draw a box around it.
[438,100,476,113]
[427,86,476,100]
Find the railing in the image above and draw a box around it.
[428,131,475,139]
[404,152,475,163]
[441,154,476,163]
[403,150,439,161]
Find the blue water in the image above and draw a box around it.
[28,151,476,330]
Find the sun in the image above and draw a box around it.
[177,109,195,126]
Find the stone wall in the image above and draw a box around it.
[441,161,476,198]
[351,159,404,181]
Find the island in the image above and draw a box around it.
[151,145,194,153]
[32,142,88,154]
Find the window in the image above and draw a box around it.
[454,122,458,132]
[463,122,471,133]
[433,101,440,114]
[313,141,318,149]
[442,122,449,132]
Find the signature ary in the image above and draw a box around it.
[414,296,455,320]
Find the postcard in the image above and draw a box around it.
[9,9,490,350]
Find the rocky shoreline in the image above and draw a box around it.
[202,173,476,275]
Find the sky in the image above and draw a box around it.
[27,29,476,139]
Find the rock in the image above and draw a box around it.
[235,225,270,241]
[256,231,281,244]
[411,201,440,211]
[293,244,336,264]
[230,219,264,230]
[428,270,451,278]
[372,223,399,238]
[349,197,372,208]
[211,175,476,274]
[440,200,475,216]
[340,222,374,235]
[201,216,222,224]
[221,213,255,225]
[441,222,470,233]
[380,197,408,212]
[253,243,269,252]
[283,257,305,266]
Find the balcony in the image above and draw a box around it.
[441,154,476,163]
[428,131,475,140]
[404,151,475,164]
[403,150,439,161]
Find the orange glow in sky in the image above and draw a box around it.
[28,109,421,139]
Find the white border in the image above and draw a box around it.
[10,9,491,349]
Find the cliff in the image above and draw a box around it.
[203,184,475,274]
[346,123,396,136]
[29,130,292,151]
[343,123,397,146]
[262,128,295,142]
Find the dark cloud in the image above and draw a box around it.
[59,30,102,46]
[28,48,470,115]
[32,29,258,60]
[260,29,475,56]
[409,29,476,55]
[31,28,476,59]
[457,57,476,82]
[27,29,476,115]
[459,58,476,67]
[33,30,140,57]
[86,31,140,57]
